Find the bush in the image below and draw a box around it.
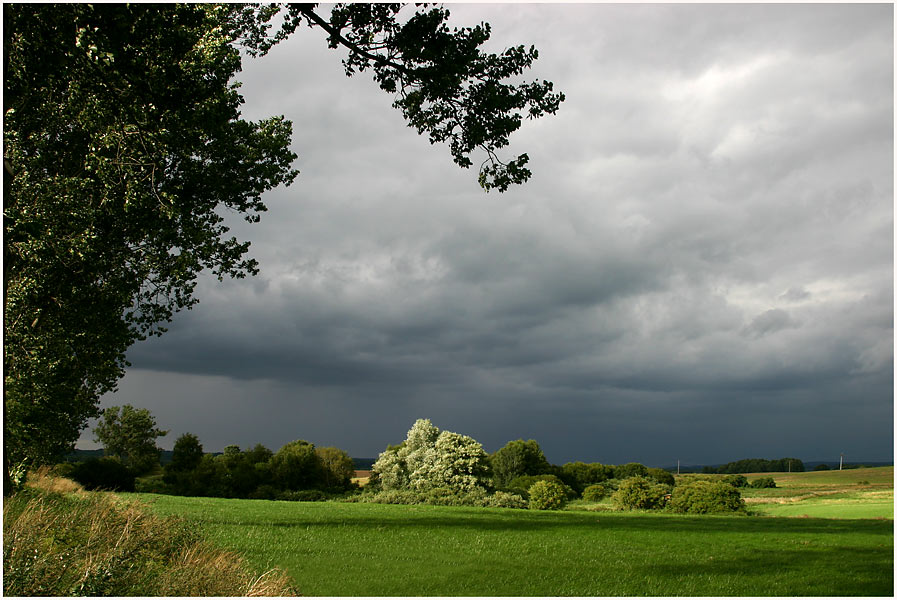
[276,489,327,502]
[610,476,671,511]
[645,467,676,487]
[527,480,568,510]
[722,474,749,488]
[3,484,296,596]
[748,476,776,489]
[508,474,573,499]
[478,491,528,509]
[669,480,745,514]
[582,483,609,502]
[69,457,136,492]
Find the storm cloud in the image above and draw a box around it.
[83,4,893,467]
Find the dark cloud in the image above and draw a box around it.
[83,4,893,466]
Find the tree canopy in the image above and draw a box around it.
[3,3,563,482]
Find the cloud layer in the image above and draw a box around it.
[88,4,892,466]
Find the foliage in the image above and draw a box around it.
[92,405,168,474]
[668,480,745,514]
[582,483,610,502]
[613,462,649,480]
[703,458,804,474]
[411,430,491,493]
[269,440,323,491]
[645,467,676,487]
[813,464,831,471]
[3,2,561,484]
[251,4,565,192]
[722,474,749,488]
[558,461,614,494]
[507,473,575,499]
[3,485,296,596]
[489,439,552,488]
[166,433,204,473]
[3,4,297,474]
[748,476,777,489]
[527,480,568,510]
[316,446,356,489]
[610,476,671,511]
[69,457,136,492]
[372,419,491,495]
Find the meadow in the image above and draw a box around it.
[135,472,894,597]
[740,466,893,519]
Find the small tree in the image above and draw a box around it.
[527,480,568,510]
[748,476,777,489]
[93,405,168,474]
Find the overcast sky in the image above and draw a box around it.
[80,3,893,467]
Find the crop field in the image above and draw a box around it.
[739,466,893,519]
[133,485,893,596]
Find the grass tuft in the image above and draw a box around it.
[3,473,298,596]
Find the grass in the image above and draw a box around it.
[135,492,893,596]
[740,467,893,519]
[3,469,296,596]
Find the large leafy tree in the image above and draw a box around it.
[92,404,168,475]
[3,3,563,483]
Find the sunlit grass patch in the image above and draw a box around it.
[137,492,893,596]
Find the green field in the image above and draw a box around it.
[740,466,893,519]
[134,491,893,596]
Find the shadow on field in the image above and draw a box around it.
[250,508,893,538]
[644,546,893,595]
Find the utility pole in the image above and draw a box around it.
[840,453,844,471]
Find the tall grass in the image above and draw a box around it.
[3,471,297,596]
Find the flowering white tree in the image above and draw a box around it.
[372,419,491,493]
[412,431,491,492]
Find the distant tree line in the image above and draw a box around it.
[702,457,804,474]
[58,405,356,499]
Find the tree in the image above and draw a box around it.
[411,430,491,493]
[167,433,204,472]
[92,404,168,474]
[4,3,562,485]
[316,446,355,489]
[372,418,491,494]
[269,439,322,491]
[490,439,552,488]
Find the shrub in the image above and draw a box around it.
[527,480,568,510]
[748,476,776,489]
[669,480,745,514]
[582,483,609,502]
[722,474,749,488]
[248,484,279,500]
[610,476,671,511]
[508,474,573,498]
[478,491,528,509]
[3,484,296,596]
[813,464,831,471]
[613,462,648,480]
[645,467,676,487]
[69,457,136,492]
[276,489,327,502]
